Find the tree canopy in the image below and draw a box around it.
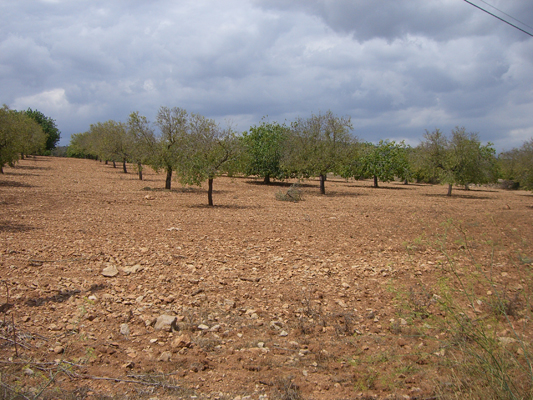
[283,110,354,194]
[417,127,498,196]
[25,108,61,151]
[241,120,290,184]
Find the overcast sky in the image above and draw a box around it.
[1,0,532,150]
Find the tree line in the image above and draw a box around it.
[64,106,531,205]
[0,105,61,173]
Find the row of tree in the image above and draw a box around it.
[0,105,61,173]
[67,107,531,205]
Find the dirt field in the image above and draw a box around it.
[1,156,532,399]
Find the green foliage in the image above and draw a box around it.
[283,110,354,194]
[499,138,533,191]
[0,105,46,172]
[356,140,411,187]
[176,113,243,205]
[275,183,303,202]
[25,108,61,150]
[241,120,290,184]
[417,127,498,195]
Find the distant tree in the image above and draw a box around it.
[418,127,498,196]
[18,111,46,158]
[67,132,97,159]
[155,106,188,190]
[357,140,411,188]
[25,108,61,151]
[0,105,46,173]
[0,105,21,173]
[127,111,157,180]
[499,138,533,190]
[283,111,354,194]
[176,114,242,206]
[101,120,130,173]
[241,120,290,184]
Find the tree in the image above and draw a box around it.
[25,108,61,151]
[127,112,157,180]
[499,138,533,190]
[357,140,411,188]
[418,127,498,196]
[67,132,98,159]
[283,111,354,194]
[17,111,47,158]
[155,106,188,190]
[241,120,290,184]
[0,105,46,173]
[176,114,242,206]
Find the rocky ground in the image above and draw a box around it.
[1,157,532,399]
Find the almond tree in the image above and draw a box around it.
[241,120,290,184]
[0,105,46,173]
[418,127,498,196]
[283,111,354,194]
[499,138,533,191]
[154,106,188,190]
[358,140,411,188]
[176,113,242,206]
[127,111,157,180]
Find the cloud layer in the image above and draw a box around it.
[1,0,532,149]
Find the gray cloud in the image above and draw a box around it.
[1,0,532,150]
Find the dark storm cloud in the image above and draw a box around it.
[1,0,532,149]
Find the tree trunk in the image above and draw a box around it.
[464,183,469,190]
[208,178,214,206]
[319,174,326,195]
[165,167,172,190]
[112,160,116,168]
[122,159,127,174]
[373,175,379,188]
[264,175,271,185]
[404,179,408,185]
[0,165,3,174]
[138,162,143,180]
[104,160,108,165]
[20,153,25,160]
[447,183,453,196]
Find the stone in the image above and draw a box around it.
[158,351,172,362]
[122,264,142,275]
[171,334,192,349]
[279,330,289,337]
[102,264,119,277]
[120,323,130,336]
[53,346,65,354]
[198,324,210,331]
[154,315,178,331]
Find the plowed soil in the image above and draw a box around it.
[1,156,532,399]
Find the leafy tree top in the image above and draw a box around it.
[25,108,61,150]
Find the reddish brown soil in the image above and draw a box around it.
[1,157,532,399]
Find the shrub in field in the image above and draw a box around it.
[275,183,303,202]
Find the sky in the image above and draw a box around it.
[1,0,532,151]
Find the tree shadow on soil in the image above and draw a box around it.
[346,184,413,190]
[187,204,260,210]
[0,180,33,188]
[25,284,107,307]
[0,222,34,233]
[245,180,316,188]
[424,193,492,200]
[12,164,51,171]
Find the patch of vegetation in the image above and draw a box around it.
[275,183,303,202]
